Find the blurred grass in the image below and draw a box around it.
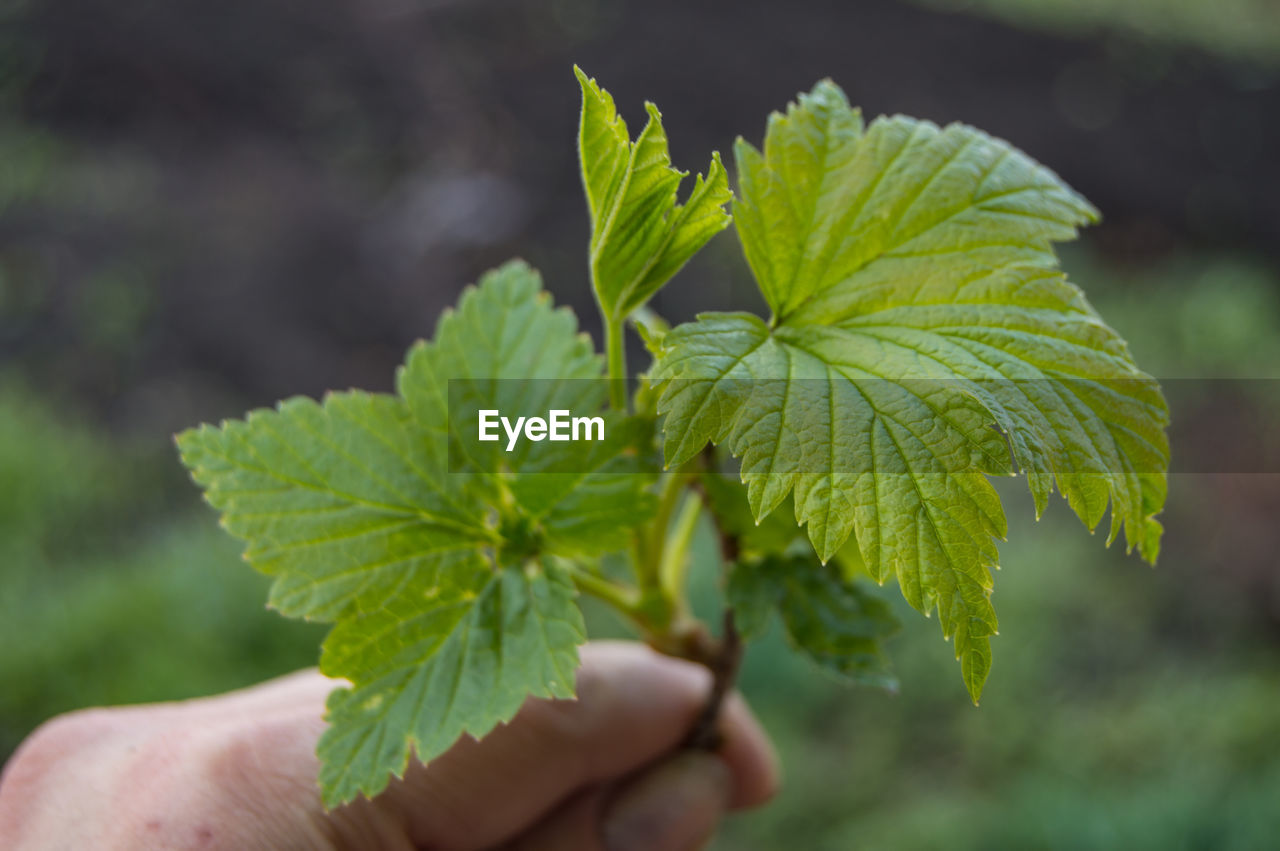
[2,248,1279,848]
[709,497,1280,850]
[0,378,323,758]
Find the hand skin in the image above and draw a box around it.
[0,641,778,850]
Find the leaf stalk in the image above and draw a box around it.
[605,316,628,411]
[565,564,642,615]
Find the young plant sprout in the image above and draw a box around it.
[178,67,1169,807]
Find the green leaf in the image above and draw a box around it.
[399,260,656,559]
[576,66,733,321]
[507,416,656,559]
[654,80,1169,702]
[701,470,805,559]
[317,560,584,806]
[177,392,493,623]
[728,554,900,689]
[179,260,651,804]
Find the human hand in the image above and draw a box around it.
[0,641,778,850]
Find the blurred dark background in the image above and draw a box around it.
[2,0,1279,847]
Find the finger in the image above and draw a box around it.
[499,787,608,850]
[716,691,780,809]
[370,641,778,850]
[224,665,778,810]
[601,752,730,851]
[506,751,731,851]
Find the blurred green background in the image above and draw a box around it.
[2,0,1279,848]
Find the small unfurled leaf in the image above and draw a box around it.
[653,80,1169,702]
[729,554,900,689]
[180,260,652,805]
[576,66,732,321]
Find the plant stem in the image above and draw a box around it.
[683,608,744,751]
[640,472,684,585]
[680,449,746,750]
[605,316,627,411]
[659,491,702,606]
[634,465,700,629]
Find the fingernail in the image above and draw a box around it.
[603,752,731,851]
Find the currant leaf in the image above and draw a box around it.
[179,260,652,804]
[653,80,1169,701]
[317,560,583,806]
[728,554,900,689]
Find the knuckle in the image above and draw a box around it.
[5,707,122,781]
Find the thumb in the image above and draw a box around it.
[506,751,732,851]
